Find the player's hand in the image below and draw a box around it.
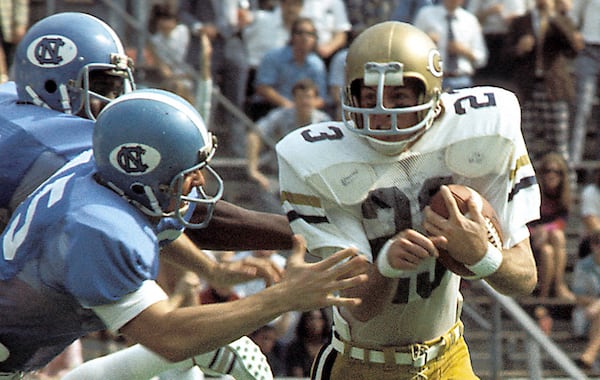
[385,229,439,271]
[423,185,488,265]
[211,256,284,288]
[279,235,368,311]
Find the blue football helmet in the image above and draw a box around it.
[14,12,135,119]
[93,89,223,229]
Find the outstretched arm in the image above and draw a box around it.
[185,200,294,251]
[120,235,368,362]
[162,233,284,288]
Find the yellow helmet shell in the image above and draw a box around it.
[345,21,443,101]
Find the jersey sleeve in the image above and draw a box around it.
[277,126,374,260]
[492,88,540,247]
[91,280,168,332]
[439,87,540,248]
[64,204,160,307]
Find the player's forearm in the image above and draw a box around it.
[122,287,294,362]
[484,238,537,296]
[185,200,294,250]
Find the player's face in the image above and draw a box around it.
[83,71,127,119]
[166,169,205,212]
[359,84,420,142]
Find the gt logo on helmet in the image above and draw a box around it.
[428,49,443,78]
[110,144,161,175]
[26,35,78,67]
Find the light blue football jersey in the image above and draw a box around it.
[0,151,162,371]
[0,82,94,209]
[0,81,192,242]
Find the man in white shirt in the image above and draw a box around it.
[414,0,488,90]
[300,0,352,62]
[569,0,600,164]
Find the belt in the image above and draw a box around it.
[330,322,463,368]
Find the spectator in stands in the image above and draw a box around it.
[503,0,583,163]
[0,0,29,74]
[327,47,346,120]
[251,17,328,121]
[467,0,529,87]
[233,250,287,297]
[198,251,242,304]
[391,0,435,24]
[528,152,575,300]
[243,0,304,101]
[284,308,331,377]
[568,0,600,165]
[571,230,600,372]
[247,78,330,211]
[327,28,361,119]
[578,169,600,259]
[147,4,194,103]
[300,0,351,63]
[0,43,7,83]
[179,0,253,157]
[346,0,400,31]
[413,0,488,90]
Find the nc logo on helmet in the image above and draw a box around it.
[109,144,161,176]
[26,35,78,67]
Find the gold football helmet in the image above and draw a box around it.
[341,22,443,153]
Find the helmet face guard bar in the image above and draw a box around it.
[341,61,438,137]
[170,140,223,230]
[77,54,136,119]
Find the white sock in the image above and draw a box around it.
[62,344,197,380]
[62,337,271,380]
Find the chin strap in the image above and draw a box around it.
[25,84,74,114]
[25,86,51,109]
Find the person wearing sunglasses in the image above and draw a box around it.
[528,152,575,300]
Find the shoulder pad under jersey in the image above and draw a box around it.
[277,121,392,205]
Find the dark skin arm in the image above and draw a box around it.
[161,233,284,288]
[185,200,294,251]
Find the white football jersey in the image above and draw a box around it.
[276,86,540,346]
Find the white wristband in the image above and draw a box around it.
[464,242,503,279]
[376,239,410,278]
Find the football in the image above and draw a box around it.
[428,184,503,277]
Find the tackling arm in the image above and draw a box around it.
[120,236,368,362]
[163,231,284,289]
[185,199,294,251]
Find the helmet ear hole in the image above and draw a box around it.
[44,80,58,93]
[130,183,145,195]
